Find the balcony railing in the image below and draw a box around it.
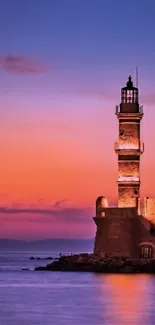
[140,142,144,153]
[114,142,144,153]
[115,105,143,114]
[116,105,120,113]
[118,176,140,182]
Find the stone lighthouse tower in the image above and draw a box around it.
[93,75,155,259]
[114,76,144,208]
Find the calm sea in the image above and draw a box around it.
[0,248,155,325]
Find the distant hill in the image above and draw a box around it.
[0,238,94,252]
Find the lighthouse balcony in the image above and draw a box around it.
[115,105,143,118]
[117,176,140,184]
[114,142,144,155]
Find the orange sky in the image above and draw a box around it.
[1,93,155,239]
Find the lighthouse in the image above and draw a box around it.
[93,75,155,259]
[114,76,144,208]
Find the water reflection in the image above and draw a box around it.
[95,274,154,325]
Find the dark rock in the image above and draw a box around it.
[21,268,30,271]
[44,257,53,260]
[121,266,134,273]
[34,254,155,273]
[35,266,48,271]
[29,256,54,260]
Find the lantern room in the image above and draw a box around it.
[119,75,140,113]
[121,75,138,104]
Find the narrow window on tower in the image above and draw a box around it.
[122,90,126,103]
[124,90,126,103]
[127,90,130,103]
[127,90,133,103]
[134,90,138,103]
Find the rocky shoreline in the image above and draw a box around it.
[34,253,155,273]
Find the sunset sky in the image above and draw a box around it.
[0,0,155,239]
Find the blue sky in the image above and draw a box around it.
[1,0,155,64]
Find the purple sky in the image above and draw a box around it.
[0,0,155,239]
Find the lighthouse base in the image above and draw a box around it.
[93,207,155,259]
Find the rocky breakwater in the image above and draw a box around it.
[34,253,155,273]
[30,256,54,260]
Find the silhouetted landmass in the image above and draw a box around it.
[0,238,94,252]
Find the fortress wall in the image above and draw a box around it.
[96,207,137,218]
[143,197,155,224]
[93,216,135,256]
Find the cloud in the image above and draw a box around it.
[52,199,69,208]
[0,55,48,75]
[0,200,95,238]
[0,204,93,224]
